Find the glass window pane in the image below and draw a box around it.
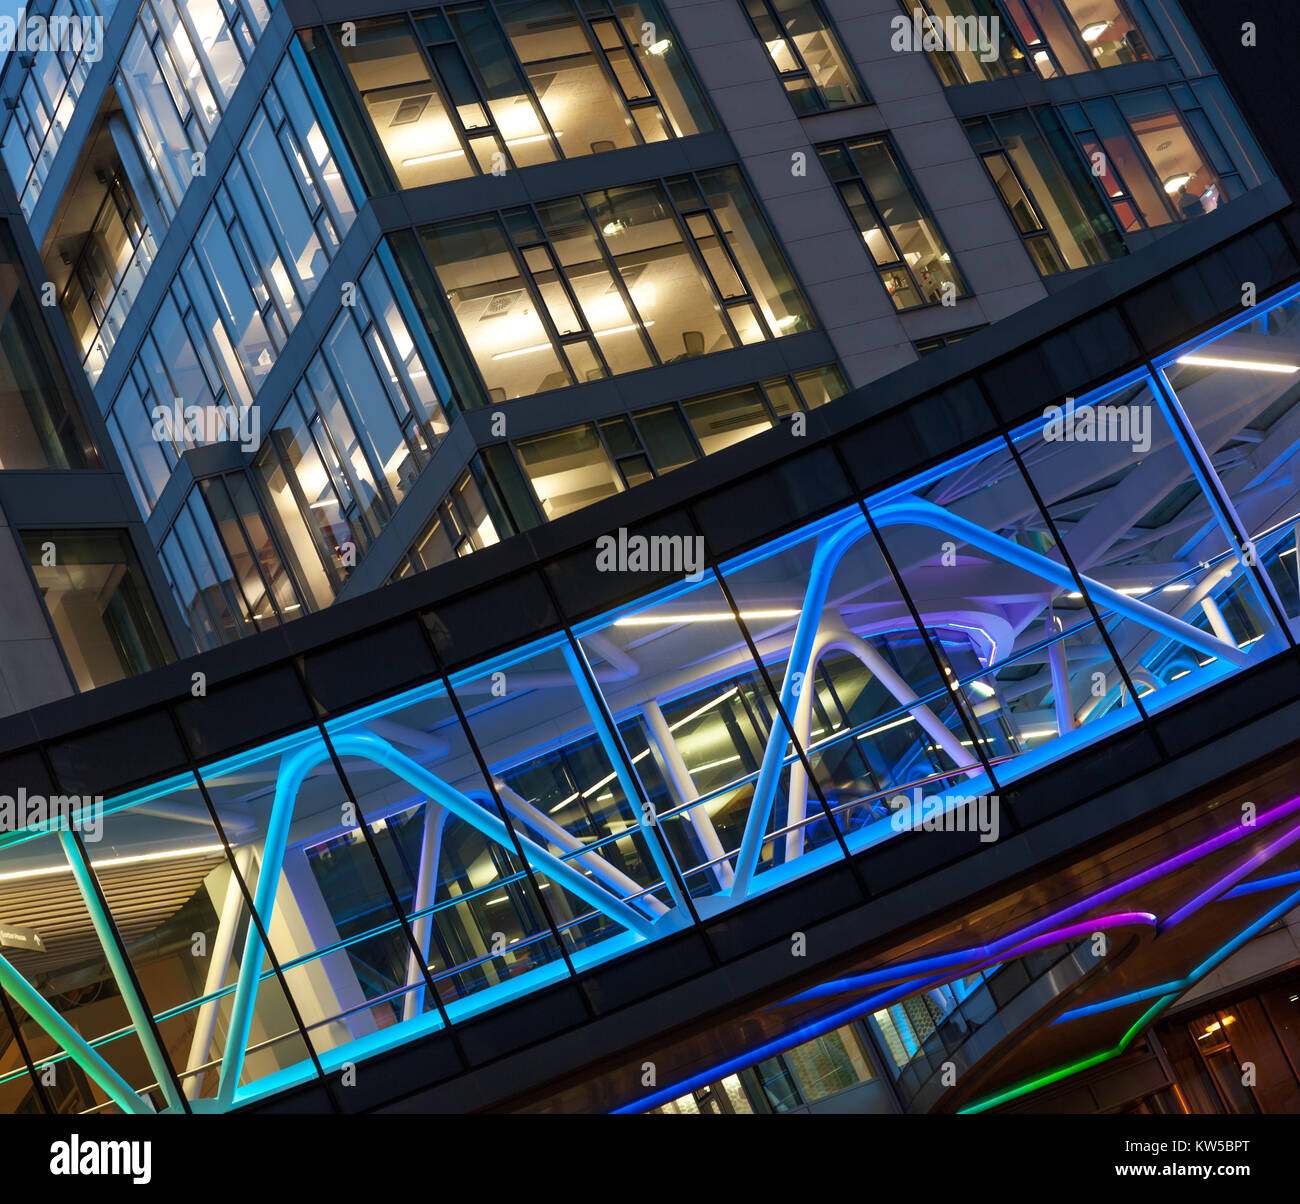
[336,16,471,188]
[422,215,571,401]
[499,0,638,157]
[21,529,175,689]
[591,182,732,361]
[516,423,624,519]
[683,386,773,454]
[612,0,713,136]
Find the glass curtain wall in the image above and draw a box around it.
[3,283,1298,1114]
[418,166,813,401]
[0,0,114,217]
[316,0,712,191]
[106,51,364,516]
[116,0,273,222]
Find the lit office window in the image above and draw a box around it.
[517,424,626,520]
[503,369,845,526]
[161,494,266,648]
[1061,88,1237,230]
[0,226,99,470]
[403,472,501,575]
[819,138,967,310]
[21,529,175,689]
[245,247,463,612]
[908,0,1156,86]
[1020,0,1152,72]
[964,109,1125,274]
[905,0,1032,86]
[742,0,866,113]
[0,0,112,217]
[116,0,273,219]
[323,0,711,191]
[254,389,366,613]
[199,476,304,629]
[59,177,156,382]
[419,168,812,401]
[755,1024,875,1110]
[653,1075,755,1114]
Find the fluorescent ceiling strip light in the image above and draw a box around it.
[614,609,798,626]
[0,842,226,883]
[1176,354,1300,374]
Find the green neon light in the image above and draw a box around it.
[959,997,1173,1113]
[959,883,1300,1112]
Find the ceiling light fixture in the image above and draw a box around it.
[1080,21,1110,41]
[1162,172,1193,194]
[613,609,799,626]
[1176,354,1300,374]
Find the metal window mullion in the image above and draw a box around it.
[574,201,659,362]
[554,615,699,922]
[1149,366,1294,642]
[169,0,232,119]
[427,19,520,169]
[480,2,565,157]
[701,553,864,888]
[856,501,1005,790]
[184,761,338,1111]
[313,725,462,1038]
[266,427,348,592]
[0,986,54,1113]
[522,240,595,340]
[497,222,573,382]
[690,208,759,317]
[214,474,299,621]
[656,183,746,349]
[415,630,587,995]
[198,477,281,625]
[307,401,383,539]
[581,15,647,130]
[996,423,1162,738]
[162,522,228,644]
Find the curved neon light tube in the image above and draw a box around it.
[730,499,1252,898]
[615,913,1154,1114]
[216,729,659,1106]
[0,951,150,1115]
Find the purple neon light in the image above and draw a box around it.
[780,793,1300,1008]
[1163,817,1300,929]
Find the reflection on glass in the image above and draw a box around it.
[21,529,174,690]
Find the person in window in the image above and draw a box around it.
[1176,184,1203,220]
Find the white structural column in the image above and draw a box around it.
[639,701,733,890]
[489,783,672,916]
[183,846,253,1100]
[1200,593,1235,644]
[402,802,448,1024]
[1046,609,1075,736]
[785,612,982,863]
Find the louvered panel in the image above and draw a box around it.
[0,854,226,978]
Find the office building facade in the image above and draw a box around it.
[1,0,1299,1115]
